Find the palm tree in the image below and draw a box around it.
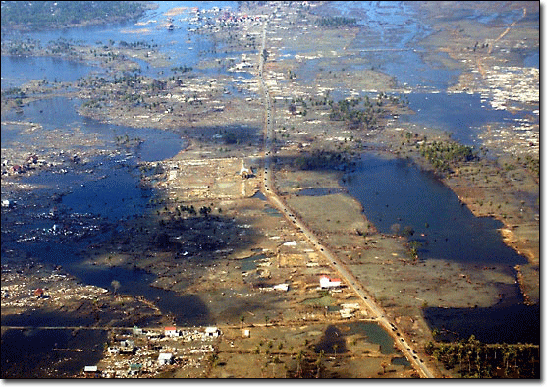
[475,346,482,376]
[296,350,304,377]
[315,350,324,378]
[502,344,510,377]
[457,343,464,372]
[380,361,388,375]
[333,344,339,357]
[240,315,245,330]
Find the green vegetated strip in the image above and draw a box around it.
[425,336,539,378]
[301,293,336,307]
[518,155,539,179]
[405,130,538,180]
[418,139,479,173]
[1,1,151,31]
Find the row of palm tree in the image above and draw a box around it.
[416,139,479,173]
[425,335,539,378]
[327,93,406,130]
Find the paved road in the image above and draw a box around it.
[257,21,436,379]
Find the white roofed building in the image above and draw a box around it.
[319,275,341,289]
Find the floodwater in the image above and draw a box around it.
[340,321,397,355]
[423,302,540,345]
[329,1,430,48]
[2,93,207,327]
[1,1,244,80]
[314,322,397,355]
[12,239,211,328]
[0,73,205,380]
[1,3,230,347]
[300,1,537,154]
[343,152,527,265]
[342,152,538,344]
[2,96,186,162]
[400,92,525,145]
[1,55,102,89]
[1,327,107,378]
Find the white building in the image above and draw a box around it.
[2,199,15,208]
[319,275,341,289]
[164,327,179,337]
[340,309,354,319]
[273,283,289,292]
[158,352,173,366]
[204,327,221,338]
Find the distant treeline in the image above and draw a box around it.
[1,1,150,30]
[316,16,357,27]
[294,150,352,171]
[426,335,539,378]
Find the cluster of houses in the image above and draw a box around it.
[189,6,265,34]
[217,11,263,25]
[3,154,48,176]
[82,273,359,378]
[162,326,221,340]
[84,326,222,378]
[318,275,363,318]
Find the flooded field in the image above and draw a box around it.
[1,327,107,378]
[400,92,527,145]
[1,56,102,89]
[344,153,527,265]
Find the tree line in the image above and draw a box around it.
[294,149,353,171]
[418,139,479,173]
[1,1,149,31]
[328,93,406,130]
[425,335,539,378]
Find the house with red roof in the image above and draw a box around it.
[319,275,341,289]
[164,326,179,338]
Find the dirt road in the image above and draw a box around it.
[256,20,436,379]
